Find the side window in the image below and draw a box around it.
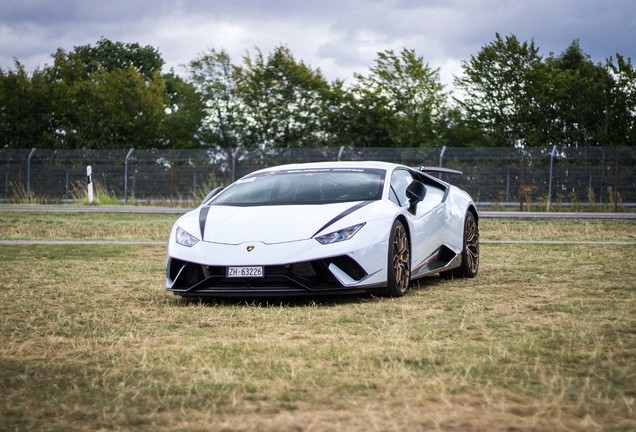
[389,187,400,206]
[389,169,414,207]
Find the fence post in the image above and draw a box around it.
[614,160,620,212]
[65,168,70,200]
[124,148,134,204]
[87,165,94,204]
[337,145,345,161]
[547,145,557,211]
[231,148,241,183]
[27,148,36,201]
[169,163,174,206]
[4,168,8,197]
[519,159,525,211]
[193,167,198,198]
[132,170,137,198]
[506,171,510,202]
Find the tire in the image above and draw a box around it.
[380,219,411,297]
[441,211,479,279]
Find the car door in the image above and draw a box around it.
[389,169,447,275]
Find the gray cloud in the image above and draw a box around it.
[0,0,633,86]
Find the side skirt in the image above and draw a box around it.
[411,245,462,279]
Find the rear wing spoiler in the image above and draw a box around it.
[414,166,463,176]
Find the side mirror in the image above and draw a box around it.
[201,187,223,205]
[405,181,426,214]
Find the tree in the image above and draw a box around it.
[187,45,338,166]
[72,67,167,148]
[543,40,614,147]
[606,54,636,146]
[238,46,334,150]
[187,48,244,156]
[455,33,543,147]
[159,72,205,149]
[436,107,490,147]
[0,38,203,150]
[352,48,447,147]
[48,63,168,149]
[0,61,58,148]
[49,37,164,83]
[43,39,201,149]
[325,79,395,148]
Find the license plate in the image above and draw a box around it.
[227,266,264,278]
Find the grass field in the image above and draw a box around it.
[0,212,634,431]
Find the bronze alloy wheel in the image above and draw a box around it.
[464,212,479,275]
[391,222,410,294]
[380,220,411,297]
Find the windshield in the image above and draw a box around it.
[211,168,385,206]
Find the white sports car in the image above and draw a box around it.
[166,161,479,298]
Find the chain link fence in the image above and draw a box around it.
[1,146,634,211]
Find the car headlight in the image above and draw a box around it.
[175,226,199,247]
[315,223,365,245]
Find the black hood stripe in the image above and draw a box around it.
[199,206,211,240]
[311,201,373,238]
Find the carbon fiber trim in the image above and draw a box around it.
[199,206,210,239]
[311,201,372,238]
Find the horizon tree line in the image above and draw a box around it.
[0,34,634,153]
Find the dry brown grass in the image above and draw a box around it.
[0,211,177,241]
[0,215,634,431]
[481,219,636,242]
[1,212,634,244]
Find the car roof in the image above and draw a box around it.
[252,161,404,174]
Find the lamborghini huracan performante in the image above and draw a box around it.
[166,161,479,298]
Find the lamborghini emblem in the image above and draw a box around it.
[246,245,255,252]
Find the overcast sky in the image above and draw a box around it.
[1,0,634,90]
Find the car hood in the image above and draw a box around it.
[196,202,371,244]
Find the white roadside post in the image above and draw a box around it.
[87,165,94,204]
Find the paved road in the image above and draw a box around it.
[1,205,635,220]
